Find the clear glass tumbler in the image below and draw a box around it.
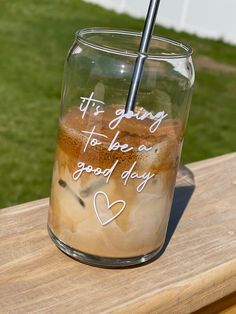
[48,28,194,267]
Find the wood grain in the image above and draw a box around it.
[0,153,236,313]
[193,292,236,314]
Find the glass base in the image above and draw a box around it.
[48,226,162,268]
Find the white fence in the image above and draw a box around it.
[84,0,236,45]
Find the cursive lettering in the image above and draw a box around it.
[80,92,105,119]
[109,108,168,133]
[73,160,119,183]
[121,161,155,192]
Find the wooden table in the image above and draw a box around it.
[1,153,236,313]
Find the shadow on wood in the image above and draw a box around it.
[148,165,195,264]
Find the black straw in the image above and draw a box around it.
[125,0,161,112]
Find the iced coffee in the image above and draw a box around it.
[48,101,183,259]
[47,28,194,267]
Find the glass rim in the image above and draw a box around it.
[76,27,193,60]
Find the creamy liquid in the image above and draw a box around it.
[48,105,183,258]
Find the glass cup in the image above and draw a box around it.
[48,28,194,267]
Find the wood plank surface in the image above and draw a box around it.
[0,153,236,314]
[194,292,236,314]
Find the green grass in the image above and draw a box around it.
[0,0,236,208]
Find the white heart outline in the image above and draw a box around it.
[93,191,126,226]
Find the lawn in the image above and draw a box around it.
[0,0,236,208]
